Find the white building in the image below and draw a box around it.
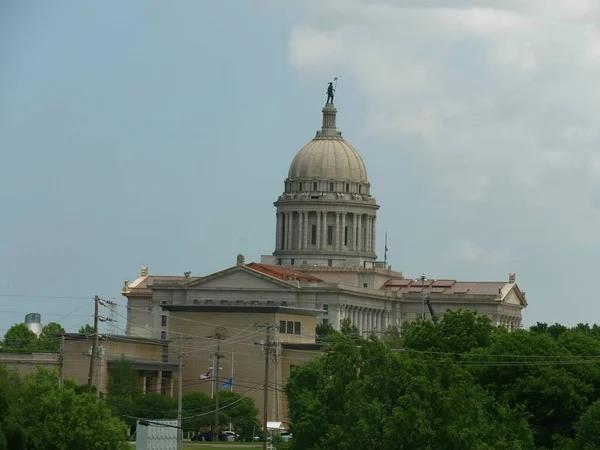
[123,97,527,338]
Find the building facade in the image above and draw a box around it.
[122,98,527,340]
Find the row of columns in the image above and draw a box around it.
[276,211,376,253]
[339,305,390,335]
[499,315,522,331]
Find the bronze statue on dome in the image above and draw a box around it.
[326,77,338,104]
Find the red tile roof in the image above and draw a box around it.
[247,263,323,283]
[383,278,506,296]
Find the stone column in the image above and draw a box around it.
[321,211,328,249]
[157,370,163,395]
[335,212,340,251]
[365,216,371,252]
[376,311,382,333]
[303,212,309,251]
[352,308,357,328]
[288,213,293,250]
[353,213,359,250]
[340,213,346,250]
[299,212,303,251]
[366,310,372,334]
[357,214,363,252]
[282,213,288,250]
[275,213,282,251]
[142,374,147,394]
[316,210,321,249]
[170,377,174,398]
[371,216,377,254]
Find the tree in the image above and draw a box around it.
[78,324,94,335]
[38,322,65,352]
[381,324,403,349]
[217,390,259,437]
[339,318,359,337]
[469,328,596,448]
[182,392,214,433]
[564,399,600,450]
[285,333,533,450]
[402,309,495,355]
[1,324,37,353]
[107,357,142,398]
[315,323,336,342]
[0,365,129,449]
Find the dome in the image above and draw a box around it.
[287,103,368,183]
[288,138,368,182]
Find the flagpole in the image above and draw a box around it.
[384,231,388,262]
[230,350,234,393]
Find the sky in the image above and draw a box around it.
[2,0,600,335]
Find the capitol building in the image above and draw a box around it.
[123,97,527,340]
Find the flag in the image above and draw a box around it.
[199,371,211,380]
[222,378,233,389]
[384,231,388,262]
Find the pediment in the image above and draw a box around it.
[187,266,297,291]
[503,285,527,307]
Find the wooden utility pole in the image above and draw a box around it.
[58,334,65,388]
[86,295,100,393]
[176,335,183,450]
[256,324,277,450]
[212,331,225,442]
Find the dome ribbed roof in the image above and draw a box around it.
[288,137,368,182]
[287,102,368,182]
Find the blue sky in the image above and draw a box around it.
[2,0,600,335]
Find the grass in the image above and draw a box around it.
[183,443,262,449]
[183,445,261,449]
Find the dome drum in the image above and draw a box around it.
[283,179,371,197]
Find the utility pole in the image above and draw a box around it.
[58,334,65,388]
[255,324,277,450]
[176,334,183,450]
[416,273,428,319]
[87,295,100,393]
[212,330,225,442]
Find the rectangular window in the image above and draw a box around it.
[161,331,167,340]
[323,304,329,313]
[328,259,332,266]
[291,258,295,266]
[345,183,350,192]
[311,225,317,245]
[294,321,301,335]
[281,220,285,250]
[344,226,348,246]
[359,185,362,193]
[287,321,294,334]
[280,320,286,333]
[322,319,329,326]
[299,182,303,191]
[329,182,334,191]
[327,225,333,245]
[161,315,167,327]
[313,182,317,190]
[162,345,168,363]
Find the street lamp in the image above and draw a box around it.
[414,273,428,319]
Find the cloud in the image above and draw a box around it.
[285,0,600,245]
[453,240,509,263]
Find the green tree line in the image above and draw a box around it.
[288,311,600,449]
[0,366,129,450]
